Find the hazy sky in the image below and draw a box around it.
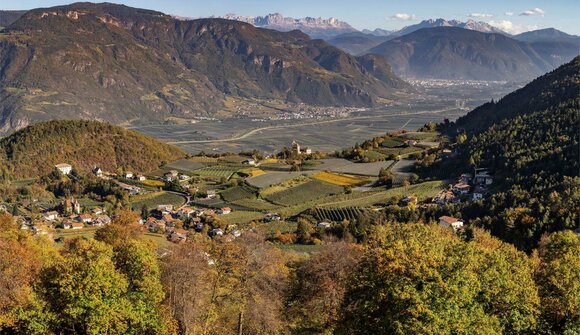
[2,0,579,34]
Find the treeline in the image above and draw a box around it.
[1,212,578,334]
[0,120,185,179]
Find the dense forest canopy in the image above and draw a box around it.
[0,213,578,334]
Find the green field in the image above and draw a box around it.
[130,192,186,210]
[314,207,364,221]
[266,180,343,206]
[255,221,297,235]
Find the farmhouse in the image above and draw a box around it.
[94,215,112,226]
[439,216,464,230]
[317,222,332,229]
[205,190,217,199]
[78,214,92,224]
[125,172,134,179]
[43,211,59,221]
[242,159,257,166]
[219,207,232,215]
[452,183,471,195]
[163,170,179,181]
[136,175,146,181]
[474,168,493,185]
[55,163,72,175]
[71,222,84,230]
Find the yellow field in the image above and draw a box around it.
[261,158,280,164]
[313,172,369,186]
[239,168,265,177]
[141,179,165,187]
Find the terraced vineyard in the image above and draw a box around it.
[266,180,343,206]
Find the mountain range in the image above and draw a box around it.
[367,27,579,81]
[327,18,517,56]
[217,13,357,39]
[0,3,408,133]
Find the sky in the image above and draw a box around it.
[2,0,579,35]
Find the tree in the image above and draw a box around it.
[287,243,363,333]
[41,238,132,334]
[94,211,143,247]
[337,224,540,334]
[296,219,314,244]
[535,231,580,333]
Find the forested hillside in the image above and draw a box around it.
[0,120,185,179]
[456,57,580,250]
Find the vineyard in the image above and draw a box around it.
[266,180,343,206]
[130,192,186,210]
[230,198,279,211]
[219,186,257,202]
[192,166,239,179]
[314,207,365,222]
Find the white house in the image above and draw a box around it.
[317,222,332,229]
[304,148,312,155]
[71,222,84,230]
[439,216,464,230]
[452,183,471,195]
[43,211,59,221]
[242,159,256,166]
[125,172,134,179]
[55,163,72,175]
[136,175,146,181]
[219,207,232,215]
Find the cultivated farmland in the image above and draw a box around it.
[312,172,369,186]
[246,172,306,188]
[266,180,343,206]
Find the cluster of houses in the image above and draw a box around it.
[433,168,493,205]
[23,197,112,235]
[143,204,237,243]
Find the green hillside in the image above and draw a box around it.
[458,57,580,250]
[0,120,185,178]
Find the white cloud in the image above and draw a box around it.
[504,12,514,16]
[520,8,545,16]
[469,13,494,18]
[389,13,417,21]
[488,20,538,34]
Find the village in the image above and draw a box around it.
[17,132,494,245]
